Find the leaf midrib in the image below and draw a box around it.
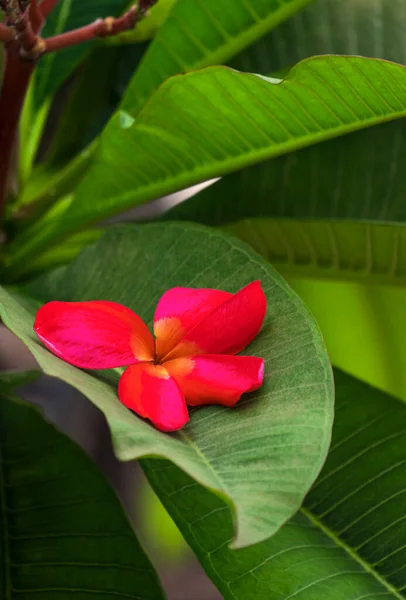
[176,0,314,77]
[124,0,314,115]
[82,74,406,226]
[179,429,228,494]
[301,506,403,599]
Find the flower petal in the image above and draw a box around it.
[165,354,265,407]
[154,287,232,359]
[118,363,189,432]
[34,301,154,369]
[164,281,266,360]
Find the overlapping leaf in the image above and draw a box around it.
[0,222,333,548]
[9,55,406,273]
[167,121,406,286]
[230,0,406,73]
[169,0,406,285]
[121,0,313,116]
[143,369,406,599]
[0,389,163,598]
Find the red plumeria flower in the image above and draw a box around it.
[34,281,266,432]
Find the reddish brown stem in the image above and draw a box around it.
[0,0,158,222]
[39,0,58,19]
[13,11,40,55]
[0,43,35,216]
[44,18,110,52]
[29,0,45,35]
[0,23,13,42]
[44,8,139,53]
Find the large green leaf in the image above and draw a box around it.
[142,369,406,599]
[0,392,164,599]
[168,0,406,413]
[121,0,313,116]
[9,55,406,272]
[167,0,406,286]
[166,129,406,286]
[230,0,406,73]
[0,222,333,548]
[33,0,130,111]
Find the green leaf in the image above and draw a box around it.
[23,228,103,278]
[33,0,130,111]
[110,0,178,44]
[167,0,406,286]
[121,0,314,116]
[166,147,406,286]
[0,370,40,392]
[230,0,406,74]
[0,222,334,549]
[142,369,406,599]
[0,393,164,598]
[44,45,123,167]
[9,55,406,271]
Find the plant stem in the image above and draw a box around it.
[0,23,13,42]
[43,7,140,53]
[0,43,35,221]
[0,0,158,225]
[39,0,58,19]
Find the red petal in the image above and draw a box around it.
[118,363,189,432]
[164,281,266,359]
[34,301,154,369]
[154,287,232,359]
[165,354,265,407]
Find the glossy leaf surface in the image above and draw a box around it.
[0,392,163,599]
[169,0,406,285]
[143,370,406,599]
[121,0,313,115]
[10,55,406,268]
[0,222,334,548]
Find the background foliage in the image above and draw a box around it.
[1,0,406,598]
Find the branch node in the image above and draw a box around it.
[19,34,45,59]
[103,16,115,34]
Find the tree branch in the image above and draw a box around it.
[30,0,44,33]
[39,0,58,19]
[0,22,13,42]
[0,0,159,220]
[43,5,146,54]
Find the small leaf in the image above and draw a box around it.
[0,393,164,598]
[143,369,406,599]
[1,222,334,548]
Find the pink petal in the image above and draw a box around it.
[165,354,265,407]
[118,363,189,432]
[164,281,267,360]
[34,301,154,369]
[154,287,232,359]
